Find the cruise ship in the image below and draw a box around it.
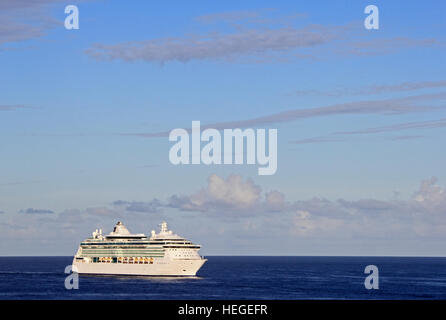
[72,221,207,276]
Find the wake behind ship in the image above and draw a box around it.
[72,221,207,276]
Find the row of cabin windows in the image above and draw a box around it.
[91,257,155,264]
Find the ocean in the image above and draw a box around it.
[0,256,445,300]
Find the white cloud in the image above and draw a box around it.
[413,176,446,204]
[265,191,287,212]
[2,175,446,256]
[167,174,263,213]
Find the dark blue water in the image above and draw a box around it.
[0,256,445,299]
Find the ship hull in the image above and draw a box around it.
[72,258,207,277]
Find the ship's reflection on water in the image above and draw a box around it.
[78,273,203,282]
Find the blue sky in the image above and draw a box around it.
[1,0,446,256]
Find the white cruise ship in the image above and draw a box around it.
[72,221,207,276]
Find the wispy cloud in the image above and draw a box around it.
[335,118,446,135]
[0,1,62,48]
[19,208,54,214]
[0,105,30,111]
[290,118,445,145]
[195,10,264,24]
[0,180,45,187]
[0,0,66,11]
[290,134,426,145]
[86,23,343,64]
[293,80,446,97]
[195,9,307,26]
[121,92,446,138]
[136,164,159,169]
[112,200,163,214]
[85,8,443,65]
[0,0,95,49]
[386,135,425,141]
[339,37,442,57]
[290,136,345,144]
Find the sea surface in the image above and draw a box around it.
[0,256,445,300]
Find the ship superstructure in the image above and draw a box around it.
[72,221,207,276]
